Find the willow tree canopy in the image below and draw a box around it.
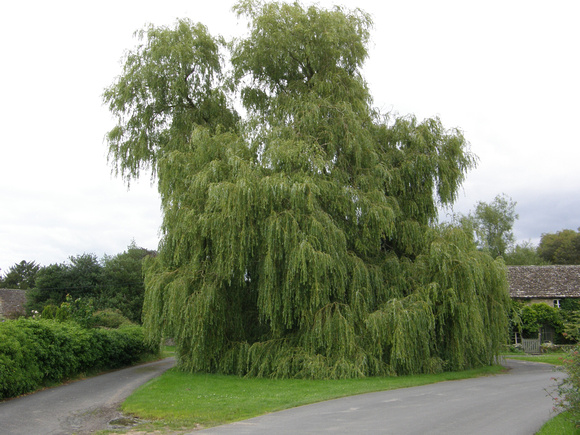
[104,0,509,379]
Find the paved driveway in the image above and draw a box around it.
[195,359,562,435]
[0,357,175,435]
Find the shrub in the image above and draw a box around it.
[553,345,580,426]
[91,309,133,328]
[504,343,524,353]
[541,342,559,353]
[0,318,159,399]
[41,304,58,319]
[38,296,95,328]
[0,321,42,397]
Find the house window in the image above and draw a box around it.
[553,299,561,308]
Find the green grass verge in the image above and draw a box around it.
[161,345,176,358]
[506,353,566,366]
[120,365,504,432]
[536,411,580,435]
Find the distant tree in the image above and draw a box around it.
[66,254,104,299]
[0,260,40,289]
[25,247,154,320]
[503,241,547,266]
[537,228,580,265]
[27,263,70,312]
[100,242,155,323]
[461,193,518,258]
[26,254,104,313]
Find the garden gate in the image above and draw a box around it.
[522,338,541,354]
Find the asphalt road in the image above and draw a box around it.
[0,357,175,435]
[196,359,562,435]
[0,357,563,434]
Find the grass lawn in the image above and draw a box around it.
[118,364,503,432]
[536,411,580,435]
[505,353,566,366]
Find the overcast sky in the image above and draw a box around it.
[1,0,579,273]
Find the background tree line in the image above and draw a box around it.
[455,194,580,344]
[0,242,155,323]
[457,193,580,265]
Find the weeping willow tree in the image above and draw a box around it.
[104,0,509,378]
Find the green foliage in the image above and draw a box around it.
[99,243,155,323]
[40,304,58,319]
[538,228,580,265]
[91,309,134,328]
[536,411,580,435]
[512,302,563,338]
[103,18,238,182]
[27,254,103,312]
[108,1,509,379]
[60,294,96,328]
[503,241,547,265]
[562,311,580,342]
[507,353,567,365]
[40,299,134,329]
[37,295,95,328]
[553,346,580,427]
[510,300,580,344]
[460,193,518,259]
[518,305,540,335]
[0,318,157,399]
[562,299,580,312]
[25,243,154,323]
[507,300,523,339]
[0,260,40,289]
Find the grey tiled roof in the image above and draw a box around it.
[507,265,580,299]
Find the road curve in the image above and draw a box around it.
[0,358,562,435]
[195,359,562,435]
[0,357,175,435]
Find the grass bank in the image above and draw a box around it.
[536,411,580,435]
[505,353,566,366]
[120,364,503,432]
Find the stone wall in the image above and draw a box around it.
[513,298,559,307]
[0,289,27,318]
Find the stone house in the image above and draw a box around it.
[507,265,580,345]
[507,265,580,308]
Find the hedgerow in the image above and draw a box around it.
[553,345,580,426]
[0,318,158,399]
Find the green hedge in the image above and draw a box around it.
[0,319,159,399]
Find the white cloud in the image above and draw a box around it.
[1,0,579,272]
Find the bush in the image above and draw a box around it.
[0,318,159,399]
[504,343,524,353]
[553,345,580,426]
[91,309,134,328]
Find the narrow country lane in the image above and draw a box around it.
[0,358,562,434]
[195,359,562,435]
[0,357,175,435]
